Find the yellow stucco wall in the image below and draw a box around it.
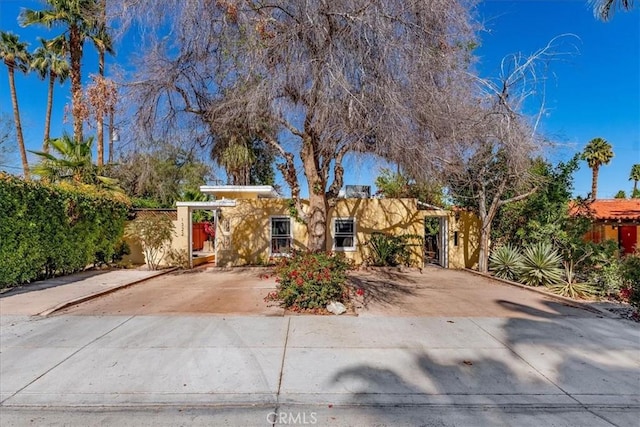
[215,199,307,266]
[329,198,425,266]
[602,224,618,242]
[213,198,481,269]
[448,210,481,269]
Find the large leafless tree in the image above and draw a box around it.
[403,36,577,272]
[113,0,477,251]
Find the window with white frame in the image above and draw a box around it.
[270,217,292,255]
[333,218,356,251]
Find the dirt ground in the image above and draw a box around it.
[57,266,599,319]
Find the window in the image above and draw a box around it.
[333,218,356,251]
[271,217,292,256]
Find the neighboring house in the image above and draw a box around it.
[173,186,481,269]
[578,199,640,254]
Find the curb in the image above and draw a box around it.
[463,269,621,319]
[37,268,178,317]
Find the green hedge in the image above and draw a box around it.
[0,174,130,288]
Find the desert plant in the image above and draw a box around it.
[366,233,421,267]
[268,251,353,310]
[167,249,190,269]
[519,242,563,286]
[489,244,523,281]
[546,260,597,299]
[620,251,640,312]
[125,215,174,270]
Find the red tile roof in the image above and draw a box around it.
[572,199,640,222]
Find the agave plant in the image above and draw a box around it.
[546,260,597,299]
[489,244,523,281]
[519,242,563,286]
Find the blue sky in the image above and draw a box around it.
[1,0,639,198]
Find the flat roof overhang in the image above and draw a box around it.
[176,200,237,208]
[199,185,279,199]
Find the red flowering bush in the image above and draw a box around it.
[203,222,215,240]
[267,251,353,309]
[619,287,633,302]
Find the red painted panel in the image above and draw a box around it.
[619,226,637,255]
[192,222,206,251]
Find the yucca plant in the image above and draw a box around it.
[489,244,523,281]
[547,260,597,299]
[519,242,563,286]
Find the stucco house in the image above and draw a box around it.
[579,199,640,255]
[172,185,481,269]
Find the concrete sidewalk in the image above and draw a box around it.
[0,269,171,316]
[1,314,638,426]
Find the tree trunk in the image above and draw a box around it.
[69,24,84,142]
[96,50,105,166]
[591,165,599,200]
[633,180,637,197]
[300,137,328,251]
[478,220,491,273]
[108,110,114,163]
[8,67,29,180]
[43,74,54,153]
[96,110,104,166]
[307,190,328,251]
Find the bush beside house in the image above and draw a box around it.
[0,174,129,288]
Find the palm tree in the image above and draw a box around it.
[215,139,256,185]
[630,164,640,197]
[30,133,117,189]
[88,16,114,167]
[582,137,614,200]
[0,32,31,180]
[31,37,70,153]
[591,0,635,21]
[20,0,101,143]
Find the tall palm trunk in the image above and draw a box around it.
[8,66,29,180]
[96,0,107,166]
[591,165,599,200]
[633,179,638,196]
[43,73,55,153]
[108,110,114,163]
[69,24,83,142]
[96,49,105,166]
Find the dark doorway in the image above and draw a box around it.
[424,217,441,265]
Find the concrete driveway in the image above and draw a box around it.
[54,268,283,316]
[56,266,596,319]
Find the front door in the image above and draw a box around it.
[619,226,637,255]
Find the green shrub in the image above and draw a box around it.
[268,251,353,310]
[620,251,640,312]
[0,174,129,288]
[366,233,421,267]
[519,242,563,287]
[125,215,174,270]
[590,255,624,297]
[489,244,523,281]
[167,249,190,269]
